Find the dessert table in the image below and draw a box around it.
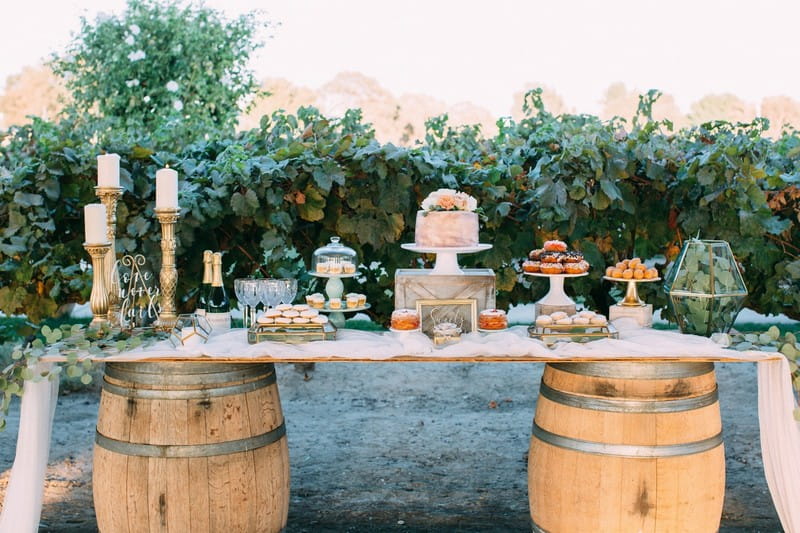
[1,319,798,532]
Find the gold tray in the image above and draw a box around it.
[528,323,618,345]
[247,322,337,344]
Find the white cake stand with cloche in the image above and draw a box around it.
[310,236,368,328]
[402,189,491,276]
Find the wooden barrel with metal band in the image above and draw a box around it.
[528,362,725,533]
[93,362,289,533]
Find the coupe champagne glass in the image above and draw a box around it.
[234,278,248,328]
[259,279,282,311]
[280,278,298,306]
[242,279,261,326]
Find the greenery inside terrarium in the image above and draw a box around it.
[666,241,746,295]
[664,239,748,336]
[669,295,745,337]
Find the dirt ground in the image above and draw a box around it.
[0,361,783,532]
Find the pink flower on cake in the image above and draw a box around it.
[421,188,478,212]
[438,195,456,209]
[454,191,477,211]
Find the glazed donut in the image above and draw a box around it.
[564,262,585,274]
[528,248,544,261]
[540,252,561,264]
[561,251,583,263]
[522,260,541,273]
[543,240,568,252]
[540,263,564,275]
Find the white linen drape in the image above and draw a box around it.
[1,327,797,531]
[758,357,800,533]
[0,366,59,533]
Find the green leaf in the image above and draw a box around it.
[767,326,781,341]
[231,189,259,216]
[13,192,44,207]
[296,186,326,222]
[600,180,621,202]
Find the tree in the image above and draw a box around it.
[600,82,686,128]
[511,83,571,119]
[50,0,266,134]
[688,93,756,125]
[761,96,800,138]
[0,65,67,128]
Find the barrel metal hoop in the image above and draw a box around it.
[548,362,714,380]
[95,422,286,458]
[102,371,276,400]
[104,362,274,386]
[531,519,550,533]
[539,381,719,413]
[531,421,723,458]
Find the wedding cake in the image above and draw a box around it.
[414,189,479,247]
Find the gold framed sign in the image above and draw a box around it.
[415,298,478,337]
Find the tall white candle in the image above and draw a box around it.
[97,154,120,188]
[155,168,179,209]
[84,204,108,244]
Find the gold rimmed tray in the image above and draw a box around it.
[528,323,618,345]
[247,321,337,344]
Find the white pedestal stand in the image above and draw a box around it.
[400,244,492,276]
[310,272,356,328]
[604,276,660,327]
[525,272,588,317]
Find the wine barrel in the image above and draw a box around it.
[529,362,724,533]
[93,362,289,533]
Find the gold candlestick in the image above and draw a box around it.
[83,242,112,328]
[155,207,180,330]
[94,186,123,324]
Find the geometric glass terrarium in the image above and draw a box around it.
[168,313,212,347]
[663,239,748,337]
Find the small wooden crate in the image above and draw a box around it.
[395,268,496,311]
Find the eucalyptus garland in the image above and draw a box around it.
[0,323,164,430]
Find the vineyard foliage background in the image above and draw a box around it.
[0,89,798,330]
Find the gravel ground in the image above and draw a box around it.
[0,361,783,532]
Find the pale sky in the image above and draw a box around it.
[1,0,799,117]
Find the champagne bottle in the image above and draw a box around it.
[206,252,231,332]
[196,250,213,316]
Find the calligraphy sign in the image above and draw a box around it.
[117,254,161,329]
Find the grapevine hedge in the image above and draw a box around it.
[0,90,798,331]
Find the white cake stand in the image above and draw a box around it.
[309,272,357,327]
[401,243,492,275]
[317,303,371,329]
[524,272,588,307]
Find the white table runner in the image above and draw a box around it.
[1,321,796,532]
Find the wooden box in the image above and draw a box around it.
[394,269,496,311]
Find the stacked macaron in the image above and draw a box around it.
[535,310,607,327]
[257,304,329,325]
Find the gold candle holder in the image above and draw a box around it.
[94,186,123,324]
[83,242,112,328]
[155,207,180,330]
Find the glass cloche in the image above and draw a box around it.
[311,236,358,276]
